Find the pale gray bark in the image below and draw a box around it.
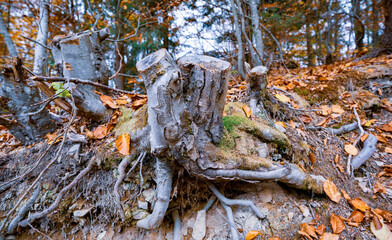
[230,0,246,79]
[250,0,263,65]
[0,14,18,57]
[33,0,50,75]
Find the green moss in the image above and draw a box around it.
[222,115,249,133]
[217,127,236,150]
[293,87,309,97]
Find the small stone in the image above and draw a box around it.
[256,143,269,158]
[73,207,92,218]
[302,216,313,223]
[192,210,206,240]
[299,205,310,217]
[97,231,107,240]
[138,200,148,210]
[260,189,273,203]
[143,189,155,203]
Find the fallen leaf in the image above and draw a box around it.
[341,190,351,201]
[268,238,282,240]
[331,105,345,114]
[320,232,339,240]
[318,105,332,116]
[317,117,331,127]
[93,125,108,139]
[298,230,313,240]
[348,211,364,223]
[345,144,359,156]
[330,213,346,234]
[334,154,340,164]
[374,209,392,222]
[275,93,291,103]
[371,216,392,240]
[100,95,119,109]
[351,198,370,212]
[275,121,286,128]
[381,122,392,132]
[361,133,369,142]
[245,230,261,240]
[309,151,316,165]
[324,179,341,203]
[242,105,252,118]
[385,147,392,154]
[373,182,386,194]
[300,223,317,238]
[116,99,128,105]
[131,98,147,110]
[316,224,326,235]
[300,115,312,123]
[116,134,130,156]
[364,119,377,127]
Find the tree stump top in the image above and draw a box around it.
[178,55,231,72]
[250,66,268,76]
[136,48,170,73]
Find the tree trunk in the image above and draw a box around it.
[51,29,110,121]
[230,0,246,79]
[0,58,58,145]
[0,14,18,58]
[33,0,50,75]
[250,0,263,65]
[380,0,392,50]
[351,0,365,52]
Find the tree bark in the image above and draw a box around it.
[0,13,18,58]
[33,0,50,75]
[230,0,246,79]
[351,0,365,52]
[0,58,58,144]
[250,0,263,65]
[51,29,110,121]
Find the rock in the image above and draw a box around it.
[256,143,269,158]
[298,205,310,217]
[259,189,273,203]
[73,207,92,217]
[234,207,264,233]
[133,210,149,220]
[192,210,206,240]
[143,188,155,203]
[138,200,148,210]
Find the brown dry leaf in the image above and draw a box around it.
[374,209,392,222]
[351,198,370,212]
[116,99,128,105]
[116,133,130,155]
[348,211,364,223]
[331,105,345,114]
[93,125,108,139]
[316,224,326,235]
[361,133,369,142]
[274,93,291,103]
[373,182,386,194]
[330,213,346,234]
[300,223,317,238]
[46,133,62,144]
[385,147,392,154]
[341,190,351,201]
[317,117,331,127]
[100,95,119,109]
[300,115,312,123]
[242,105,252,118]
[309,151,316,165]
[370,216,392,240]
[318,105,332,116]
[85,129,94,139]
[275,121,286,128]
[364,119,377,127]
[289,120,296,128]
[244,230,261,240]
[334,154,340,164]
[376,134,389,143]
[381,122,392,132]
[298,230,312,240]
[344,144,359,156]
[268,238,282,240]
[320,232,339,240]
[323,179,341,203]
[131,98,147,110]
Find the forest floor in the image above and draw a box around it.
[1,54,392,240]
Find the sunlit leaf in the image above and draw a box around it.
[316,224,326,235]
[116,133,130,155]
[93,125,108,139]
[274,93,291,103]
[320,232,339,240]
[371,216,392,240]
[344,144,359,156]
[242,105,252,118]
[351,198,370,212]
[330,213,345,234]
[348,211,364,223]
[331,105,345,114]
[300,223,317,238]
[100,95,119,109]
[323,179,341,203]
[245,230,261,240]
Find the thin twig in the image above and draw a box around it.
[27,223,54,240]
[109,42,124,81]
[31,76,137,95]
[20,35,51,50]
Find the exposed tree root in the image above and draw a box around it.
[203,195,217,211]
[18,157,95,227]
[114,155,131,221]
[136,158,172,229]
[207,183,265,219]
[308,122,359,135]
[172,209,181,240]
[7,183,41,234]
[351,133,377,170]
[221,202,239,240]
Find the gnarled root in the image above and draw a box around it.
[114,155,131,221]
[351,133,377,170]
[222,203,239,240]
[172,210,182,240]
[18,158,95,227]
[137,158,172,229]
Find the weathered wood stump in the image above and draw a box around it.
[247,65,269,118]
[51,29,110,121]
[0,58,58,144]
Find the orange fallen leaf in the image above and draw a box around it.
[316,224,326,235]
[300,223,317,238]
[344,144,359,156]
[334,154,340,164]
[351,198,370,212]
[268,238,282,240]
[245,230,261,240]
[100,95,119,109]
[116,133,130,156]
[318,105,331,116]
[320,232,339,240]
[330,213,346,234]
[242,105,252,118]
[385,147,392,154]
[300,115,312,123]
[45,133,62,144]
[341,190,351,201]
[317,117,331,127]
[298,230,313,240]
[348,211,364,223]
[364,119,377,127]
[93,125,108,139]
[275,121,286,128]
[309,151,316,165]
[361,133,369,142]
[324,179,341,203]
[331,105,345,114]
[381,122,392,132]
[373,182,386,194]
[116,99,128,105]
[131,98,147,110]
[374,209,392,222]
